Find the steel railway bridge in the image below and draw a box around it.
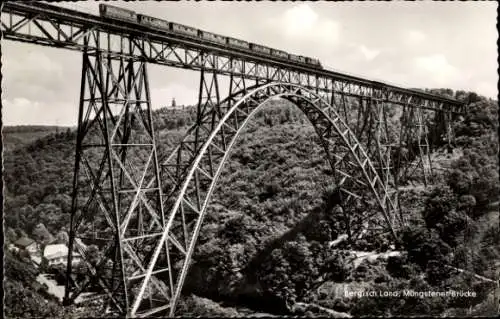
[1,1,466,317]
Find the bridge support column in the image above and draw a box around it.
[399,105,433,187]
[415,106,433,186]
[319,88,399,238]
[365,92,400,229]
[194,66,220,152]
[396,100,434,190]
[65,48,168,317]
[445,109,455,153]
[372,98,394,189]
[324,89,356,242]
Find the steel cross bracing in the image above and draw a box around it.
[308,87,398,237]
[64,42,171,315]
[1,1,465,114]
[1,1,466,317]
[394,98,438,188]
[409,105,433,186]
[137,79,400,317]
[61,66,451,316]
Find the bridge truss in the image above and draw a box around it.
[1,1,466,317]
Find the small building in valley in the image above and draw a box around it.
[43,243,82,267]
[14,237,39,255]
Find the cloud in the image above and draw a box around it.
[3,50,65,99]
[358,45,380,61]
[1,42,83,115]
[404,30,426,46]
[474,81,498,99]
[1,42,84,126]
[267,3,341,54]
[413,54,460,85]
[2,98,76,126]
[5,50,63,78]
[281,3,319,33]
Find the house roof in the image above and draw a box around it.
[44,244,68,259]
[14,237,35,248]
[44,243,80,260]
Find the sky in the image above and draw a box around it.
[1,1,498,126]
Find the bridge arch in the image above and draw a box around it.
[132,82,398,316]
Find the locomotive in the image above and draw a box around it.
[99,4,323,69]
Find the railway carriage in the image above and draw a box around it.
[271,49,288,60]
[171,22,198,37]
[227,37,250,50]
[306,57,321,67]
[137,14,170,31]
[288,53,306,64]
[98,4,324,70]
[251,43,272,55]
[199,30,226,45]
[99,4,137,23]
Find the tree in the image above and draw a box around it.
[86,245,101,267]
[55,230,69,244]
[176,295,241,317]
[16,227,29,239]
[401,226,451,270]
[423,186,457,229]
[323,252,350,282]
[4,251,65,318]
[426,259,451,285]
[386,255,415,279]
[458,194,476,215]
[32,223,54,245]
[5,227,18,243]
[467,92,481,103]
[436,210,469,247]
[4,280,62,318]
[35,203,66,233]
[307,220,332,243]
[447,150,499,208]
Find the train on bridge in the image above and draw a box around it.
[99,4,323,70]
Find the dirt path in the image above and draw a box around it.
[36,274,65,302]
[349,250,402,269]
[445,265,497,283]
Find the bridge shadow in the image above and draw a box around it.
[244,189,343,277]
[222,190,345,313]
[181,188,346,315]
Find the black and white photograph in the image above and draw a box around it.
[1,0,498,317]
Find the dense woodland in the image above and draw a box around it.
[3,89,499,317]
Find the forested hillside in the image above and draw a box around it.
[3,125,71,151]
[3,91,498,317]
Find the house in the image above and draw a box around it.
[14,237,39,255]
[7,243,20,253]
[43,243,82,267]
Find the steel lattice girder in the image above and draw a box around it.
[1,2,463,316]
[128,82,399,317]
[0,1,465,114]
[394,101,436,186]
[65,48,169,315]
[157,74,403,235]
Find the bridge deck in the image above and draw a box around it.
[1,1,465,113]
